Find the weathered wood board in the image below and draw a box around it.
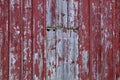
[0,0,119,80]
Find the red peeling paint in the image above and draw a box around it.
[0,0,120,80]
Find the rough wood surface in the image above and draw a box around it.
[33,0,46,80]
[89,0,101,80]
[78,0,90,80]
[0,0,119,80]
[22,0,32,79]
[0,0,9,80]
[9,0,22,79]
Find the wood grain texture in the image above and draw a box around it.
[78,0,90,80]
[0,0,9,80]
[22,0,33,79]
[55,1,63,80]
[112,0,118,80]
[9,0,22,79]
[46,0,56,80]
[100,0,115,80]
[55,0,63,80]
[0,0,119,80]
[116,0,120,79]
[67,1,79,80]
[33,0,46,80]
[89,0,101,80]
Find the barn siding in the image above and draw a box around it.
[0,0,120,80]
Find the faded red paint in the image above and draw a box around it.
[33,0,46,80]
[0,0,120,80]
[89,0,101,80]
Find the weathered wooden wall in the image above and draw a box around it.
[0,0,120,80]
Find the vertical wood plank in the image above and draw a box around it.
[56,29,64,80]
[46,0,52,26]
[0,28,3,79]
[67,30,79,80]
[116,0,120,79]
[78,0,90,80]
[9,0,22,79]
[33,0,46,80]
[0,1,3,78]
[62,30,69,80]
[0,0,119,80]
[55,1,68,80]
[46,0,57,80]
[46,30,56,80]
[101,0,114,80]
[22,0,33,79]
[112,0,118,80]
[2,0,9,79]
[67,0,79,80]
[73,1,79,80]
[61,0,68,27]
[0,27,3,80]
[55,0,63,80]
[56,0,63,80]
[0,0,9,80]
[62,0,68,80]
[89,0,101,80]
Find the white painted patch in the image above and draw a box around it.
[46,0,52,26]
[0,69,2,77]
[0,33,3,45]
[34,75,39,80]
[23,47,29,60]
[68,0,74,27]
[10,0,19,10]
[92,3,95,11]
[9,45,19,79]
[101,14,104,27]
[105,66,108,77]
[10,0,15,9]
[62,0,67,27]
[105,41,112,49]
[16,31,20,34]
[10,53,16,67]
[82,24,85,30]
[56,0,62,26]
[110,4,112,10]
[117,77,120,80]
[34,53,38,61]
[38,4,43,13]
[23,17,27,21]
[82,50,89,74]
[25,0,31,8]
